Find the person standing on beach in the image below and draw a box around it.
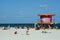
[26,27,29,35]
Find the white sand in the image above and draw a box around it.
[0,28,60,40]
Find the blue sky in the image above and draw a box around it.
[0,0,60,23]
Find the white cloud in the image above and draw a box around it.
[16,10,26,16]
[39,4,48,8]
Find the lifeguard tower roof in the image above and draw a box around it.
[38,14,55,16]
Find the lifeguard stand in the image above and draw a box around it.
[35,14,55,30]
[38,14,55,24]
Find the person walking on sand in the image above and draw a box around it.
[26,27,29,35]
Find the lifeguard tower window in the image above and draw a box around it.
[41,17,51,22]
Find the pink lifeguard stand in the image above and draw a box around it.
[38,14,55,24]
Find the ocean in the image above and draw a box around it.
[0,23,34,28]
